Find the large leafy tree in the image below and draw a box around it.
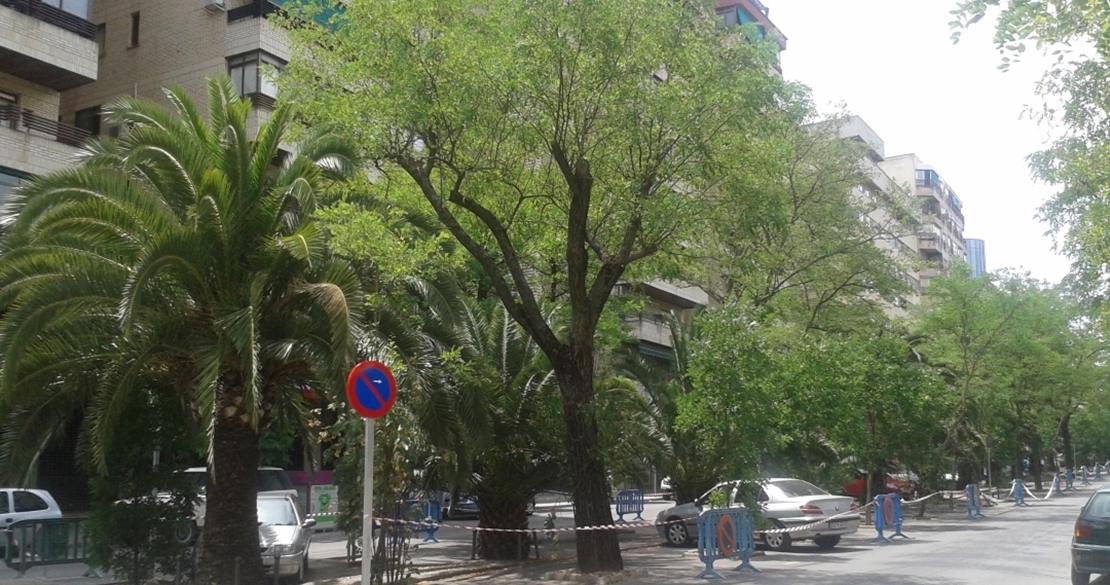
[0,77,360,585]
[281,0,791,571]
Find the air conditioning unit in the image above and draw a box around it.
[203,0,226,13]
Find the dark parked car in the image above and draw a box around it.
[1072,487,1110,584]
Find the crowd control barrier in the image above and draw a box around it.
[1050,474,1064,498]
[871,494,908,543]
[1012,479,1032,506]
[965,485,985,519]
[1066,469,1076,491]
[695,508,758,579]
[399,499,441,543]
[615,490,645,522]
[4,518,89,576]
[1097,464,1104,480]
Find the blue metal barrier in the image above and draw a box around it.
[4,518,89,576]
[1097,464,1104,480]
[1012,479,1029,506]
[872,494,908,543]
[1051,473,1064,497]
[695,508,758,579]
[1082,467,1091,485]
[1066,469,1076,491]
[965,485,985,519]
[615,490,645,522]
[401,499,441,543]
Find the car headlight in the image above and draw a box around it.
[269,543,296,555]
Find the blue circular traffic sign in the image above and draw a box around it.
[346,361,397,419]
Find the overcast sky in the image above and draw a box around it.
[768,1,1070,284]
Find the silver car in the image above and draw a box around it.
[258,492,316,583]
[655,478,860,550]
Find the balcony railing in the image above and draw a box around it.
[0,104,91,147]
[0,0,97,40]
[227,0,281,23]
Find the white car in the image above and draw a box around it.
[655,478,860,550]
[179,467,297,543]
[0,489,63,552]
[258,492,316,583]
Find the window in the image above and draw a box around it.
[74,106,101,136]
[130,12,140,47]
[228,51,285,99]
[0,169,26,205]
[0,492,7,514]
[0,91,16,130]
[42,0,89,19]
[12,491,48,513]
[96,23,106,58]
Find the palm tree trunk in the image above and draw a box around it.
[553,348,622,573]
[197,415,263,585]
[476,498,530,560]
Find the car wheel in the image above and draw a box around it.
[172,520,197,546]
[813,535,840,549]
[1071,567,1090,585]
[664,518,691,546]
[762,530,792,552]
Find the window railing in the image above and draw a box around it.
[0,0,97,40]
[0,104,92,147]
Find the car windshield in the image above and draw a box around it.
[1083,493,1110,519]
[771,479,828,498]
[257,499,298,526]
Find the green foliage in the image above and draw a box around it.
[83,387,197,585]
[0,76,361,585]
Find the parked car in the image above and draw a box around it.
[179,467,297,543]
[841,470,918,501]
[1071,487,1110,584]
[655,478,860,550]
[0,488,63,554]
[258,492,315,584]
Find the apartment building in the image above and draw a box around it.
[0,0,98,201]
[879,154,967,293]
[837,116,922,309]
[60,0,288,141]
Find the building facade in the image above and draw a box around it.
[60,0,287,141]
[878,154,967,293]
[0,0,98,202]
[965,238,986,278]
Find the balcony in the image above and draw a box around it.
[228,0,340,27]
[624,315,674,349]
[0,0,97,90]
[1,101,89,144]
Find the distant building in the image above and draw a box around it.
[965,238,986,277]
[878,154,967,294]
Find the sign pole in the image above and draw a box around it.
[362,417,374,585]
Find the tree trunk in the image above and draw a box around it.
[1031,438,1043,491]
[1061,412,1074,471]
[476,497,531,560]
[553,349,623,573]
[197,416,263,585]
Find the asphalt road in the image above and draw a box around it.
[423,486,1105,585]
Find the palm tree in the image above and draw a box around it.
[418,299,563,560]
[0,77,360,585]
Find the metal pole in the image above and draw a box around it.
[362,418,375,585]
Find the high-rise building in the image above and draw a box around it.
[878,154,967,293]
[1,0,99,203]
[965,238,986,278]
[838,117,921,309]
[60,0,289,143]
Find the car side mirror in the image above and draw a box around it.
[303,518,317,529]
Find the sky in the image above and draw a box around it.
[768,1,1071,284]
